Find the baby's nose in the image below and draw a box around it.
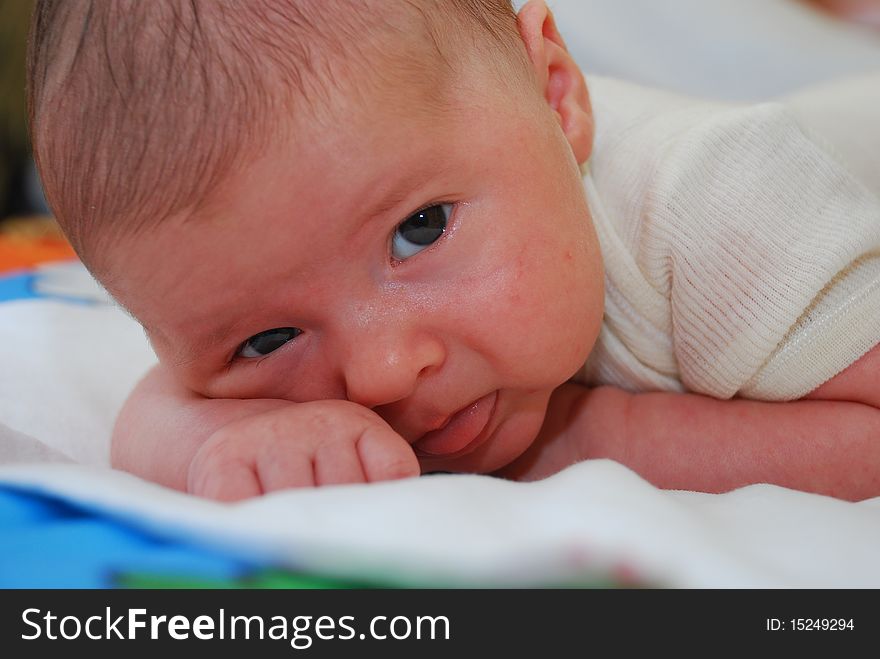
[342,330,445,409]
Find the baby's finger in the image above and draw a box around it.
[356,425,420,482]
[314,440,367,486]
[190,461,262,502]
[255,449,315,492]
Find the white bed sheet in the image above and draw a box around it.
[4,460,880,588]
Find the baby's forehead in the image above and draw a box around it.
[34,0,523,287]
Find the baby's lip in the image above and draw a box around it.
[411,391,498,458]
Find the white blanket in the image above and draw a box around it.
[0,263,153,465]
[4,461,880,588]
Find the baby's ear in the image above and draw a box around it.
[517,0,593,164]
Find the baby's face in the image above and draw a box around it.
[109,59,604,475]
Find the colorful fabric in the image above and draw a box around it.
[0,486,368,589]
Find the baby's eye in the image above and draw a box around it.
[237,327,302,358]
[391,204,451,260]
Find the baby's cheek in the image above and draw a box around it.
[522,243,601,356]
[464,244,598,383]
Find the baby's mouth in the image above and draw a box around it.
[412,391,498,458]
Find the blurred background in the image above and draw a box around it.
[1,0,70,270]
[1,0,47,223]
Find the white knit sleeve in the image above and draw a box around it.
[637,102,880,400]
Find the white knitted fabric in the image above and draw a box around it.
[576,75,880,401]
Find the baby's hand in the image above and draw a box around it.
[187,400,419,501]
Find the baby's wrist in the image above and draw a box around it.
[576,385,633,462]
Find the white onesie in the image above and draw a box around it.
[576,75,880,401]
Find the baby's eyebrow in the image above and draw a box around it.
[361,161,455,225]
[368,189,417,222]
[185,322,248,365]
[146,316,243,368]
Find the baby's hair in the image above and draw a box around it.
[27,0,526,274]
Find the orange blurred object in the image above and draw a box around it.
[801,0,880,28]
[0,216,77,273]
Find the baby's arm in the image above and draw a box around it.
[501,348,880,500]
[112,364,419,500]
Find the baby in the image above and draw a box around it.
[28,0,879,501]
